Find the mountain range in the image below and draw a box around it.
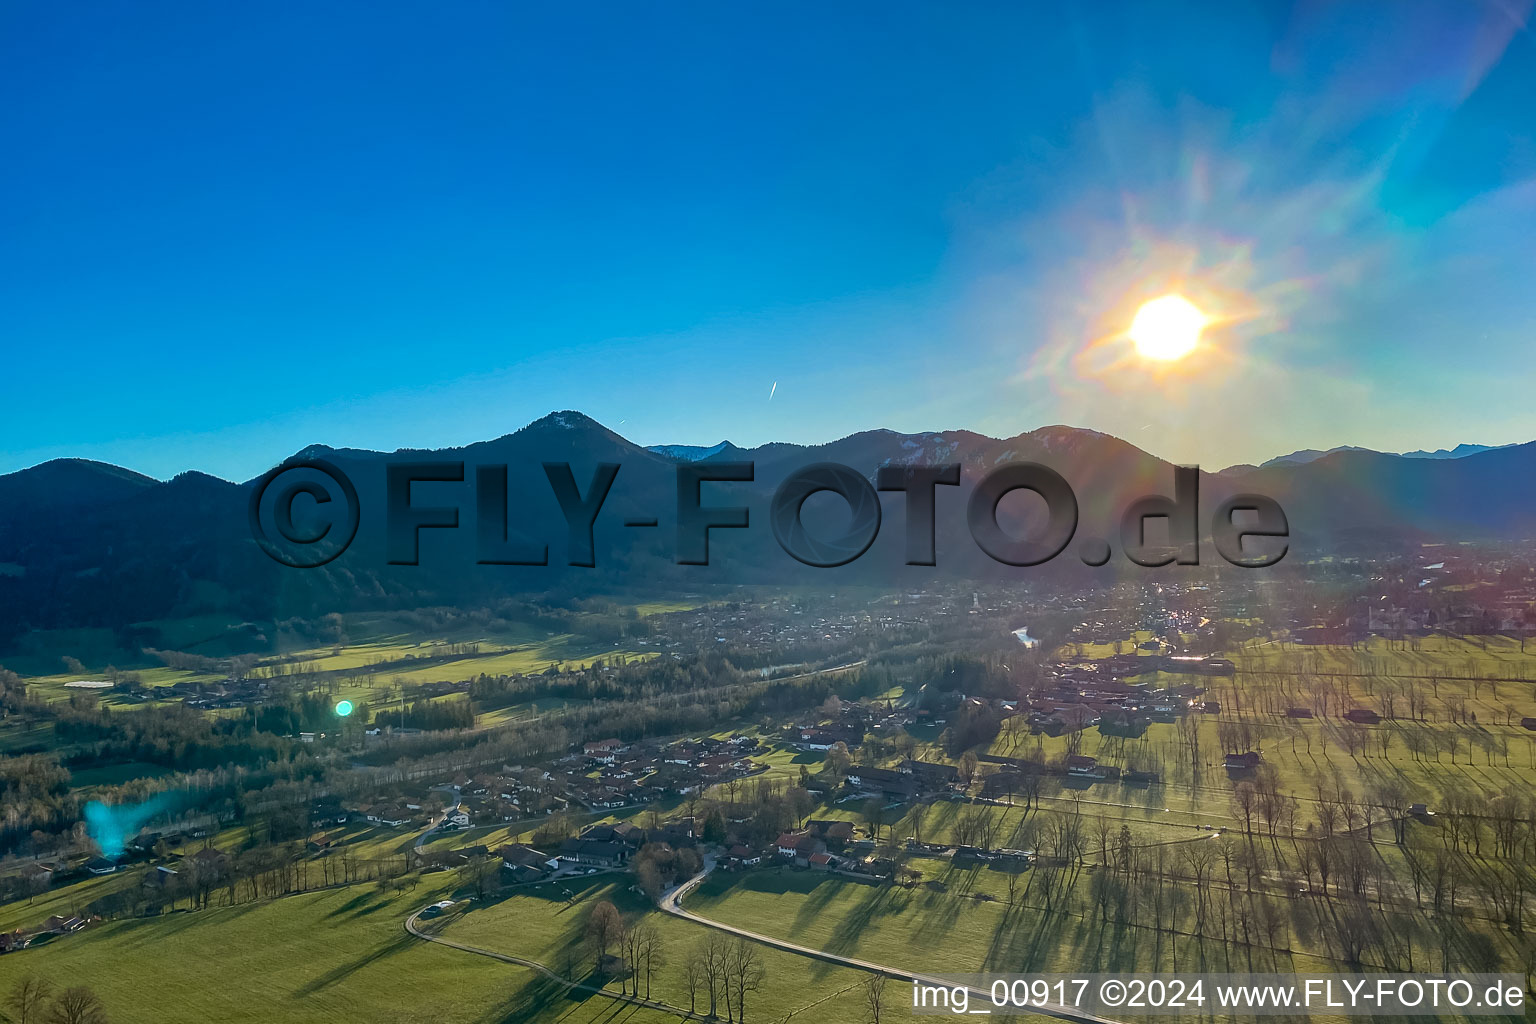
[1244,442,1517,470]
[3,411,1535,636]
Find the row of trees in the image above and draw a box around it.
[5,976,109,1024]
[583,900,768,1021]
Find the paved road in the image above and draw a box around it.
[659,858,1124,1024]
[413,801,459,852]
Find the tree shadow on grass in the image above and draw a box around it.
[291,929,416,997]
[820,881,905,959]
[787,872,871,935]
[102,901,262,950]
[322,889,382,919]
[477,971,646,1024]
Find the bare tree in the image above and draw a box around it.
[683,947,707,1014]
[862,798,884,841]
[44,987,108,1024]
[631,923,665,999]
[727,937,766,1022]
[7,976,53,1024]
[584,899,625,971]
[863,972,889,1024]
[958,751,979,789]
[635,858,664,905]
[697,933,730,1019]
[908,801,928,844]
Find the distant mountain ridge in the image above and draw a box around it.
[1248,442,1516,471]
[1399,443,1515,460]
[646,441,734,461]
[3,410,1536,634]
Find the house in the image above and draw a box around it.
[808,852,835,870]
[446,810,471,827]
[583,739,626,763]
[1065,755,1102,777]
[144,865,179,888]
[1224,751,1262,770]
[899,759,960,789]
[791,834,827,865]
[1343,709,1381,724]
[579,822,645,848]
[0,929,30,952]
[1285,707,1314,719]
[500,843,560,882]
[557,839,629,867]
[793,726,862,750]
[727,845,762,867]
[500,844,559,873]
[775,832,806,858]
[42,915,85,934]
[643,821,698,848]
[845,766,919,801]
[1521,718,1536,731]
[1123,769,1160,785]
[805,819,855,851]
[365,805,412,827]
[189,847,231,873]
[84,857,118,876]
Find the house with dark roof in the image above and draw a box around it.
[845,766,919,801]
[499,843,559,882]
[726,845,762,867]
[188,847,231,873]
[899,759,959,786]
[42,915,85,934]
[579,822,646,848]
[1065,755,1102,777]
[557,838,629,867]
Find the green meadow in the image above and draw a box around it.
[1,882,677,1024]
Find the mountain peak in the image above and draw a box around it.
[520,410,605,433]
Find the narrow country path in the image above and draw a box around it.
[659,859,1124,1024]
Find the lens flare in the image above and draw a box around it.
[335,699,354,717]
[1129,294,1206,361]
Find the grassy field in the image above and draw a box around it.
[682,865,1503,1024]
[1011,633,1536,816]
[67,761,176,790]
[8,606,660,702]
[434,875,878,1022]
[0,881,678,1024]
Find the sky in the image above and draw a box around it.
[3,1,1535,480]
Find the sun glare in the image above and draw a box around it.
[1130,294,1206,361]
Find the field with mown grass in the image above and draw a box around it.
[433,875,878,1022]
[1,881,680,1024]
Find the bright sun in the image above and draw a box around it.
[1129,294,1206,361]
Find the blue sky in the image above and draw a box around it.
[3,1,1534,480]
